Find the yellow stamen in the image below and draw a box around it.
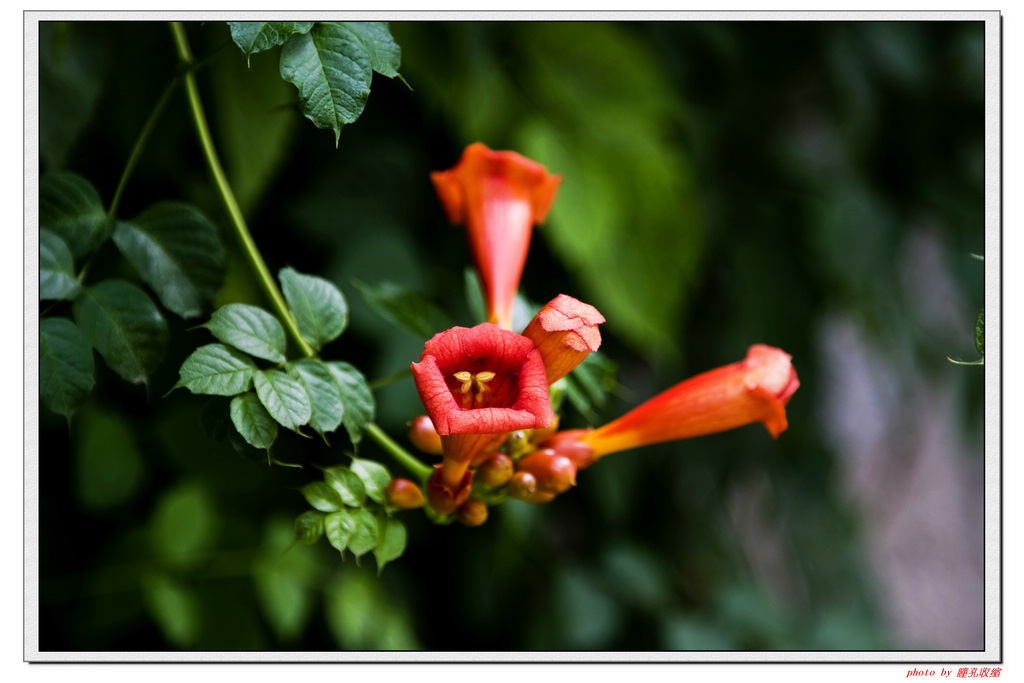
[453,370,497,408]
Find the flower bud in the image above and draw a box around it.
[523,490,556,505]
[507,470,538,501]
[537,429,598,469]
[408,415,443,455]
[455,499,489,527]
[425,465,473,515]
[385,478,427,509]
[475,452,515,488]
[522,294,605,384]
[516,449,577,494]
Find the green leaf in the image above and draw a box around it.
[254,369,312,432]
[337,22,402,78]
[227,21,314,62]
[280,267,347,350]
[355,279,450,339]
[373,515,407,574]
[230,392,278,450]
[174,343,256,395]
[293,510,325,545]
[40,229,81,300]
[350,457,391,505]
[202,303,287,363]
[464,268,487,323]
[323,509,353,554]
[279,22,400,145]
[73,404,146,511]
[39,171,111,259]
[975,308,984,357]
[344,508,379,559]
[324,361,375,446]
[287,359,344,436]
[39,317,94,418]
[302,481,343,513]
[71,279,168,385]
[112,202,225,319]
[323,466,366,507]
[141,572,201,648]
[149,481,218,571]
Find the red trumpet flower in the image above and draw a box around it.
[411,323,554,504]
[541,345,799,463]
[431,142,562,330]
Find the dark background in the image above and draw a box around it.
[37,20,986,651]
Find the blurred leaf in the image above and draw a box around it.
[174,343,256,396]
[279,267,348,351]
[350,457,391,505]
[293,510,325,545]
[463,268,487,324]
[112,202,225,319]
[661,613,736,650]
[39,22,111,169]
[373,514,406,574]
[323,466,367,508]
[554,566,622,649]
[230,392,278,450]
[39,171,111,259]
[149,481,218,570]
[202,303,287,363]
[324,361,375,447]
[71,279,168,385]
[39,316,94,418]
[287,358,344,436]
[302,481,343,513]
[325,568,419,650]
[73,403,145,511]
[40,229,81,300]
[278,22,400,145]
[354,279,450,339]
[141,572,201,648]
[601,542,672,611]
[253,516,322,644]
[213,29,301,214]
[227,21,313,62]
[254,369,312,432]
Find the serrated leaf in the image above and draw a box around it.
[230,392,278,450]
[280,267,347,350]
[40,317,94,418]
[324,361,375,446]
[338,22,401,78]
[373,515,407,574]
[350,457,391,505]
[323,466,366,507]
[344,508,379,559]
[254,369,312,431]
[227,21,314,62]
[280,22,398,145]
[355,279,450,339]
[71,279,168,385]
[112,202,225,319]
[202,303,287,363]
[175,343,256,395]
[39,171,111,259]
[293,510,325,545]
[40,229,81,300]
[302,481,343,513]
[287,359,344,436]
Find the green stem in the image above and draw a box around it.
[366,422,431,482]
[108,78,179,220]
[169,21,314,359]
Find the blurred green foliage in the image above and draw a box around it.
[37,19,984,652]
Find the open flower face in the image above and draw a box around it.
[411,323,554,490]
[431,143,562,331]
[575,344,799,458]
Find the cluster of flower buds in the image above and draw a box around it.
[387,143,799,526]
